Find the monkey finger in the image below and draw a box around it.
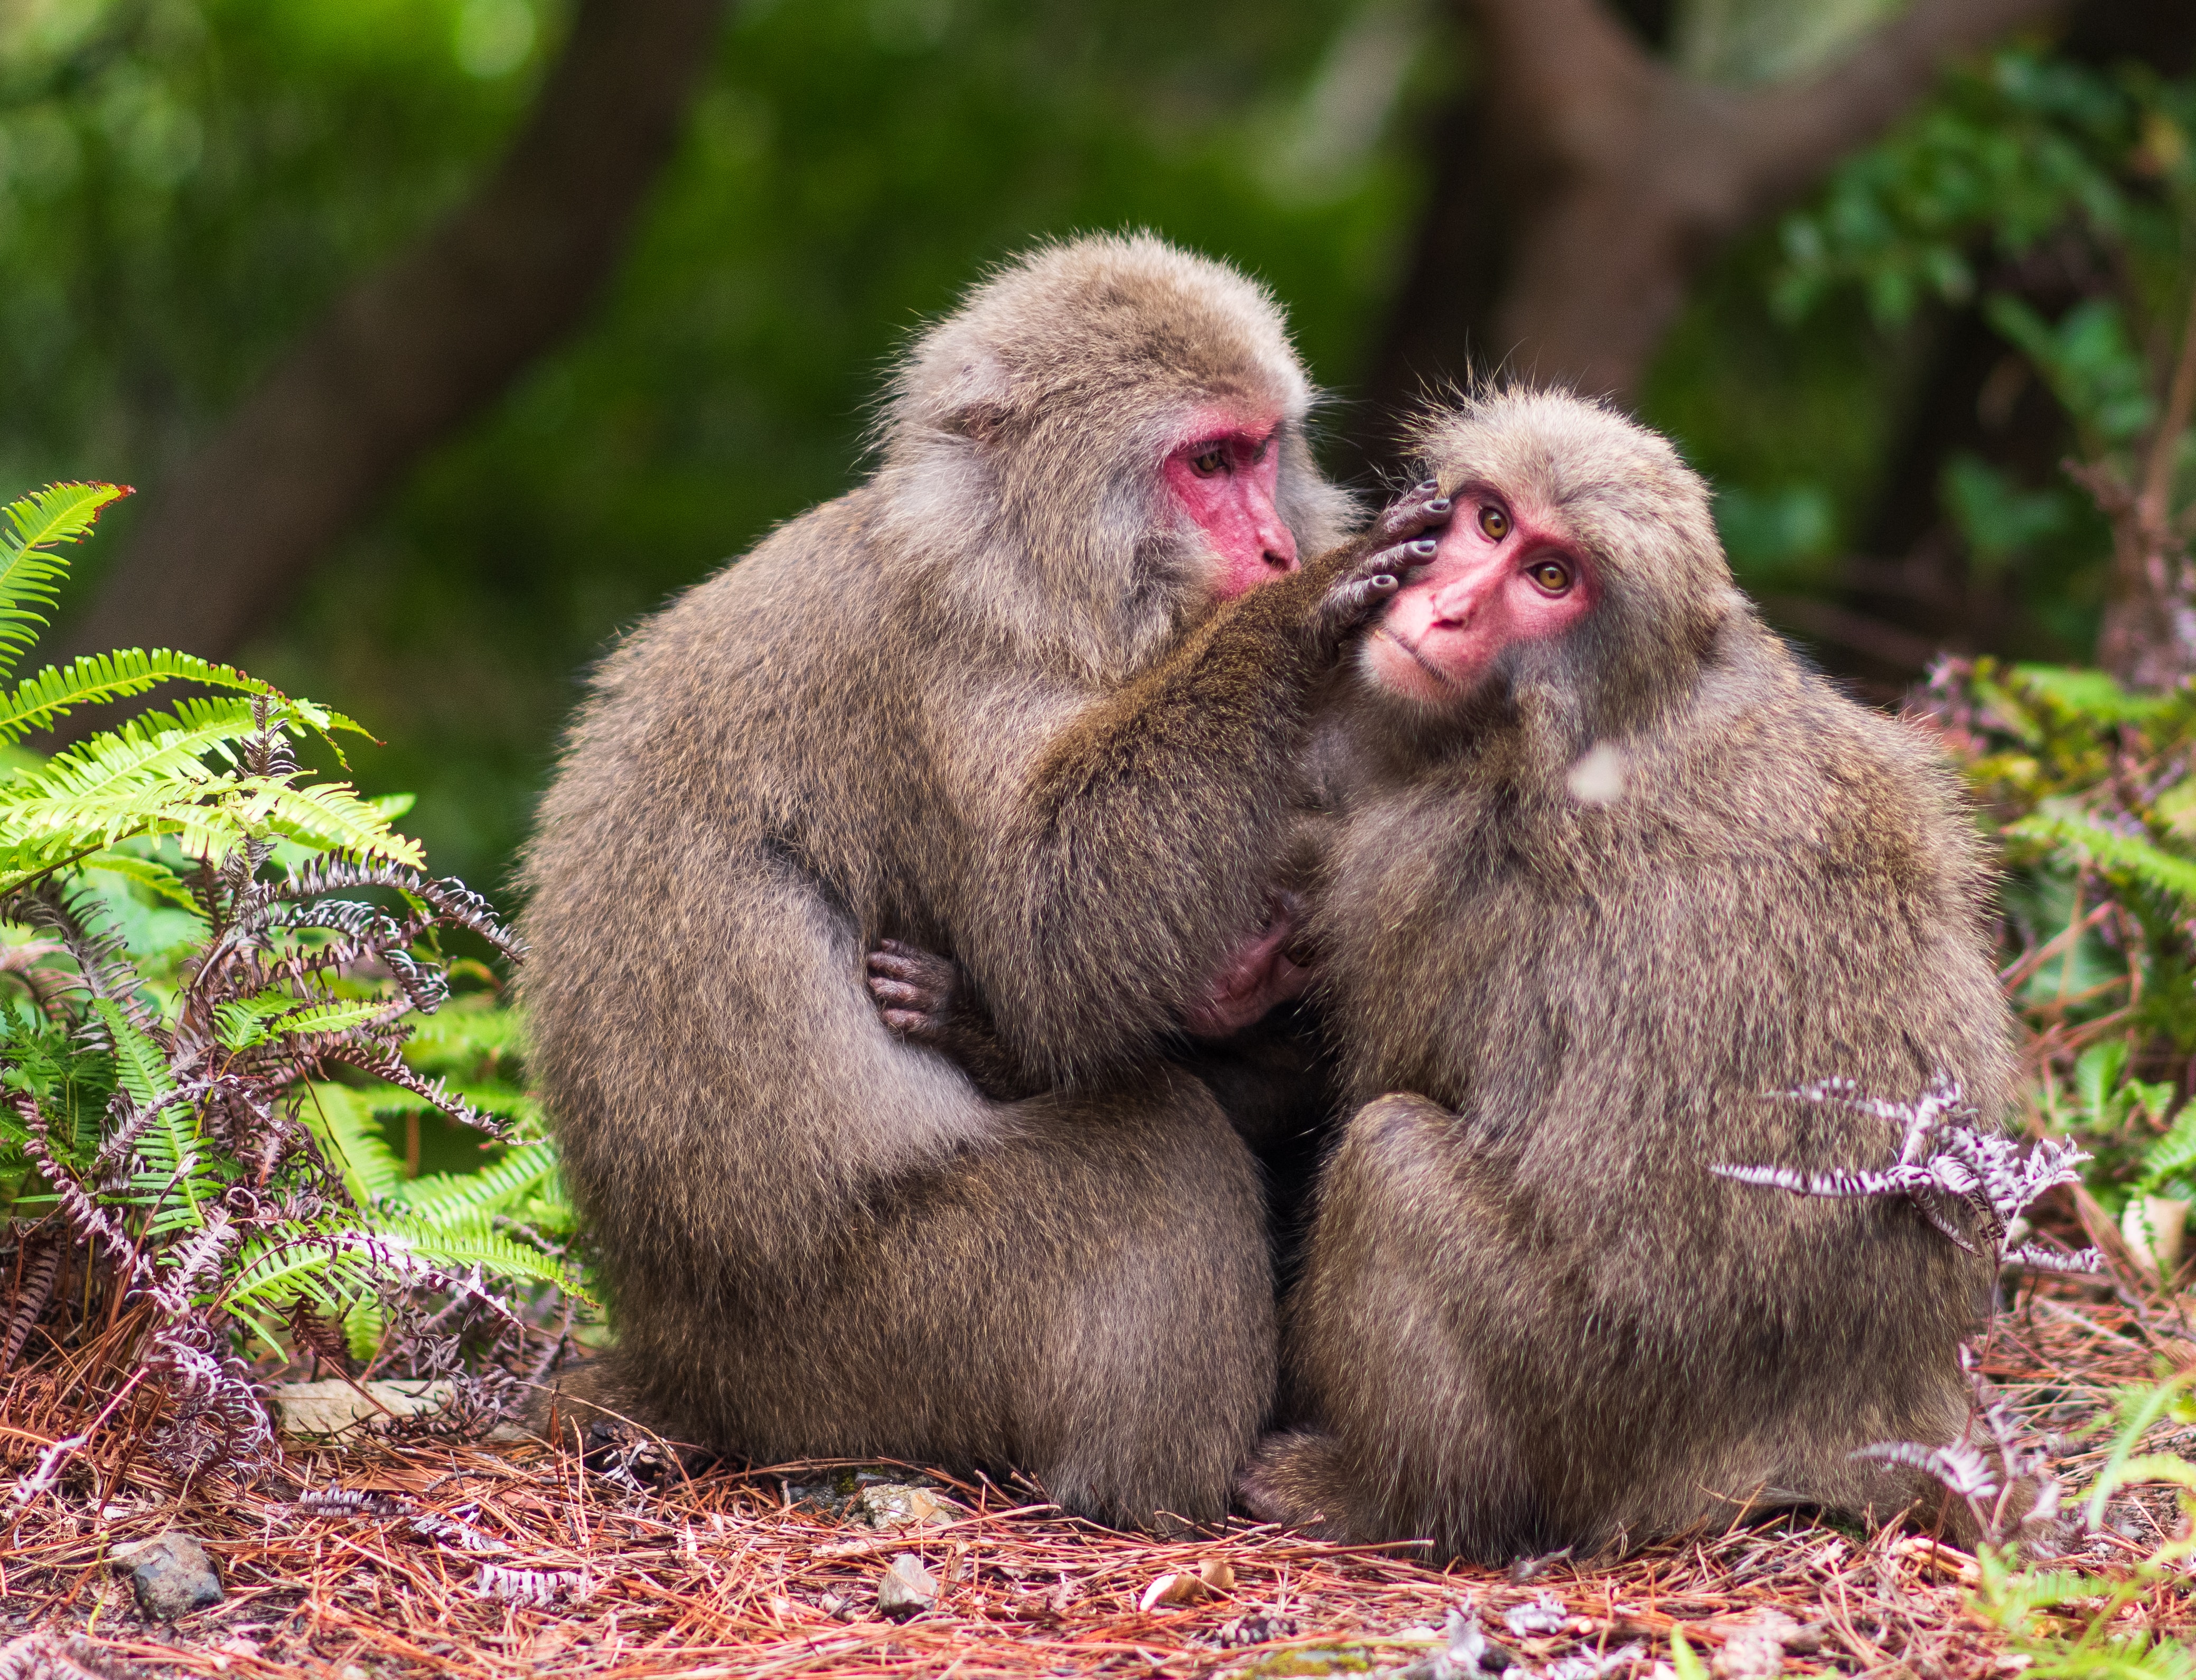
[867,947,945,985]
[1368,481,1453,545]
[880,1008,936,1037]
[1320,573,1400,627]
[867,977,932,1009]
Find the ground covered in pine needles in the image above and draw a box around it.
[1,1273,2190,1680]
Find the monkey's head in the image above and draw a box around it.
[1361,388,1741,750]
[875,232,1354,677]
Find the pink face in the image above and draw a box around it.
[1363,487,1594,704]
[1160,408,1300,600]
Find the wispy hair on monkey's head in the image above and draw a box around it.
[871,232,1352,680]
[883,232,1311,450]
[1408,385,1744,745]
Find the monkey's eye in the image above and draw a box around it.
[1478,505,1510,540]
[1528,558,1574,595]
[1191,447,1227,477]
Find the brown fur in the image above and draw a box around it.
[1240,389,2016,1561]
[519,235,1420,1527]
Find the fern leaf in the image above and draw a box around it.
[0,702,421,885]
[266,1000,406,1040]
[2008,811,2196,905]
[90,998,175,1110]
[0,649,366,746]
[377,1214,595,1300]
[394,1142,559,1222]
[299,1083,406,1205]
[241,779,424,867]
[0,484,128,684]
[81,849,199,910]
[2139,1105,2196,1191]
[2075,1040,2128,1124]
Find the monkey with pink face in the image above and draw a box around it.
[1240,388,2016,1560]
[872,387,2014,1555]
[522,235,1450,1528]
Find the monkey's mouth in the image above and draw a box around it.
[1373,627,1453,689]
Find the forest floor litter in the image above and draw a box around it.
[1,1268,2190,1679]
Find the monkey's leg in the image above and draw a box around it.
[1246,1093,1551,1561]
[618,1065,1276,1532]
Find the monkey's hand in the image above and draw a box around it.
[1181,891,1314,1040]
[1307,480,1452,658]
[866,937,1046,1103]
[867,937,964,1042]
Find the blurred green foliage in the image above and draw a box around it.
[0,3,2189,895]
[0,0,1449,886]
[1776,43,2196,660]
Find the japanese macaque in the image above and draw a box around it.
[519,233,1450,1528]
[1236,388,2017,1561]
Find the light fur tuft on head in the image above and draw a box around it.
[883,231,1313,451]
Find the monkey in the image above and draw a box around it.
[517,232,1453,1528]
[1225,387,2020,1562]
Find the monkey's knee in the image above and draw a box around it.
[1237,1430,1359,1541]
[526,1356,646,1448]
[1027,1085,1277,1526]
[1330,1091,1454,1186]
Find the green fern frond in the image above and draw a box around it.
[394,1141,559,1223]
[2010,812,2196,906]
[242,778,424,866]
[0,484,128,684]
[2139,1105,2196,1191]
[91,997,175,1109]
[81,848,199,910]
[0,648,366,747]
[378,1214,593,1300]
[298,1082,406,1206]
[0,703,422,888]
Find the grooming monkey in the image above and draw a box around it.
[1232,388,2017,1561]
[520,234,1449,1526]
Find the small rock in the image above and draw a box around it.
[876,1553,939,1621]
[851,1482,960,1530]
[1503,1593,1568,1638]
[1212,1612,1300,1648]
[1712,1611,1811,1680]
[1399,1606,1517,1678]
[111,1531,223,1619]
[268,1379,452,1440]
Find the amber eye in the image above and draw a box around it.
[1191,447,1227,477]
[1529,558,1574,595]
[1478,505,1510,540]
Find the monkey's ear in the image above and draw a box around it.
[930,350,1017,444]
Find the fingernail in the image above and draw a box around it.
[1416,479,1439,493]
[1411,539,1437,556]
[1373,575,1396,590]
[1427,498,1451,513]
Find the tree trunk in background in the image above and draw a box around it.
[1342,0,2063,475]
[57,0,732,680]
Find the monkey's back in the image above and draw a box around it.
[1311,612,2013,1548]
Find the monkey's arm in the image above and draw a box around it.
[866,911,1314,1103]
[970,487,1448,1085]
